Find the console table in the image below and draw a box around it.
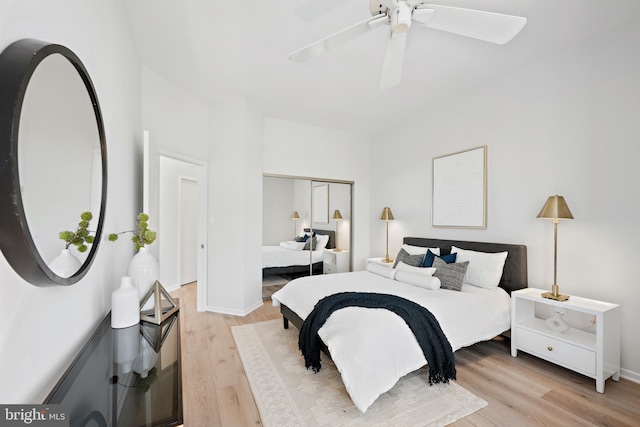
[45,307,182,426]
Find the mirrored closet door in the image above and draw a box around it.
[262,175,353,296]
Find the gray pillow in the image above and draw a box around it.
[303,237,317,250]
[433,258,469,291]
[392,248,425,268]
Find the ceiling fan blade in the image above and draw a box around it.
[295,0,346,22]
[414,4,526,45]
[379,31,407,90]
[290,14,388,62]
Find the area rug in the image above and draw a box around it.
[232,319,487,427]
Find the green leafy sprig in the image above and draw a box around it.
[108,212,157,251]
[136,367,158,393]
[59,212,94,252]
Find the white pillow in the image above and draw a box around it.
[395,261,436,276]
[315,234,330,250]
[451,246,508,289]
[279,241,305,251]
[366,262,397,280]
[401,244,440,256]
[395,270,441,290]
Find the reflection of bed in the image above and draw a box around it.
[262,229,335,278]
[272,237,528,412]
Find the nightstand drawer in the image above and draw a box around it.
[323,263,337,274]
[516,328,596,376]
[323,249,349,274]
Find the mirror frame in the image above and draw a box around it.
[0,39,107,286]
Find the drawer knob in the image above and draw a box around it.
[547,346,553,351]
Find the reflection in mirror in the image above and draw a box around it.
[0,39,107,286]
[19,53,102,275]
[262,175,352,299]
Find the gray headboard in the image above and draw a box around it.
[403,237,528,294]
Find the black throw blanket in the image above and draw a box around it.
[298,292,456,385]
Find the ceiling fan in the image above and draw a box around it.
[290,0,527,90]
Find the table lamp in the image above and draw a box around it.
[537,195,573,301]
[332,210,343,252]
[379,207,394,263]
[291,211,300,236]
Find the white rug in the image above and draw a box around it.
[232,319,487,427]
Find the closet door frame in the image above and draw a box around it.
[263,173,354,276]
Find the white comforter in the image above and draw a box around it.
[262,246,323,268]
[271,271,511,412]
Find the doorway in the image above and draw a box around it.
[179,177,198,285]
[144,131,208,311]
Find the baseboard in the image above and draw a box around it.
[163,283,181,292]
[620,368,640,384]
[205,299,264,317]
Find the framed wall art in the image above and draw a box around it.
[432,145,487,228]
[312,184,329,224]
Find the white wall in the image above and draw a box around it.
[141,65,209,262]
[141,69,267,315]
[263,118,371,270]
[207,97,264,315]
[371,23,640,380]
[141,66,208,160]
[326,182,351,252]
[263,177,295,245]
[0,0,141,403]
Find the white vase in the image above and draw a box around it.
[113,323,140,373]
[111,276,140,329]
[49,249,82,278]
[545,311,570,333]
[128,246,159,310]
[133,335,159,379]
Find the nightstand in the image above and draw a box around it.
[511,288,621,393]
[365,257,394,269]
[323,249,349,274]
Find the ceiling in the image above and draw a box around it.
[123,0,639,136]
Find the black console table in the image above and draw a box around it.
[45,307,182,427]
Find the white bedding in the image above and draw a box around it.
[262,245,323,268]
[271,271,511,412]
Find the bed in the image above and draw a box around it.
[262,229,335,278]
[271,237,527,412]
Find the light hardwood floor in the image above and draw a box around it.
[172,283,640,426]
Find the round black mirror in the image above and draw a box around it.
[0,39,107,286]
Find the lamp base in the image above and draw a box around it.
[334,248,342,252]
[541,291,570,302]
[383,257,394,264]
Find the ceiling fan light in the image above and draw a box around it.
[392,22,409,33]
[391,3,412,34]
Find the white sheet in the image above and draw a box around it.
[271,271,511,412]
[262,245,323,268]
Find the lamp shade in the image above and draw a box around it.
[537,195,574,220]
[291,211,300,220]
[332,210,343,220]
[379,207,394,221]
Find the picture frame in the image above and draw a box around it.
[432,145,487,228]
[312,184,329,224]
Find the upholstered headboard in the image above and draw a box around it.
[304,228,336,250]
[403,237,528,294]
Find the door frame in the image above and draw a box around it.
[262,173,354,275]
[145,131,208,312]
